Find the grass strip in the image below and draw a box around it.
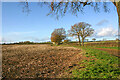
[61,45,120,78]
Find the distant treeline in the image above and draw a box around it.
[2,40,120,46]
[2,41,52,45]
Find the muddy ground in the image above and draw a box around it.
[2,44,83,78]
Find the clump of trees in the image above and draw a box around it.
[18,41,35,44]
[51,22,94,46]
[68,22,94,46]
[92,38,96,42]
[116,38,119,41]
[51,28,66,45]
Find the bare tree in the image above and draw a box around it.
[21,0,120,28]
[78,22,94,46]
[51,28,66,45]
[49,1,120,27]
[22,0,120,28]
[68,23,82,46]
[69,22,94,46]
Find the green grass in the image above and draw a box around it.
[61,44,120,78]
[95,46,120,50]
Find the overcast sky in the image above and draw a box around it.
[2,2,119,43]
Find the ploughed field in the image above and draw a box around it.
[2,44,82,78]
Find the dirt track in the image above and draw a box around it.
[95,48,120,58]
[2,44,83,78]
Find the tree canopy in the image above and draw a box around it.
[69,22,94,46]
[51,28,66,45]
[92,38,96,41]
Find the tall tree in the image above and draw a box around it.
[112,1,120,28]
[78,22,94,46]
[69,22,94,46]
[68,23,82,46]
[51,28,66,45]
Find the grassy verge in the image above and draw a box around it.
[61,44,120,78]
[94,46,120,50]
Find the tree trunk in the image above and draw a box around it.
[118,9,120,28]
[82,29,85,46]
[116,3,120,28]
[82,38,84,46]
[112,1,120,28]
[78,35,81,46]
[118,12,120,28]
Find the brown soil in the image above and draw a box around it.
[2,44,85,78]
[95,48,120,58]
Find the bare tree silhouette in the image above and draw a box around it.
[22,0,120,28]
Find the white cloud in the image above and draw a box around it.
[96,25,118,37]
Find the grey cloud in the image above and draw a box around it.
[96,19,109,26]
